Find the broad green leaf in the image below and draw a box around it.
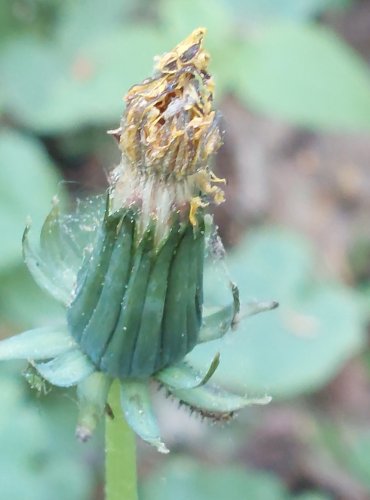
[0,28,166,132]
[293,494,332,500]
[50,27,166,130]
[190,229,365,398]
[345,431,370,491]
[222,0,351,23]
[0,38,64,129]
[140,458,288,500]
[0,0,60,46]
[203,228,313,307]
[0,130,64,270]
[236,23,370,131]
[159,0,233,45]
[0,1,237,130]
[192,286,364,398]
[55,0,136,50]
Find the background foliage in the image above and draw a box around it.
[1,0,370,498]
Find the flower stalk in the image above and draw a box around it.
[105,381,138,500]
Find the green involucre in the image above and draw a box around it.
[67,206,206,378]
[0,195,276,452]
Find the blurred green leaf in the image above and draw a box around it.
[345,431,370,490]
[222,0,351,23]
[2,2,368,133]
[0,27,166,132]
[51,27,165,130]
[293,493,333,500]
[0,0,241,131]
[0,367,95,500]
[55,0,135,50]
[160,0,233,45]
[0,130,64,270]
[189,229,365,398]
[0,265,63,330]
[0,38,66,129]
[140,458,288,500]
[0,0,59,46]
[235,23,370,131]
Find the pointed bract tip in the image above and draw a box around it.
[251,395,272,406]
[75,425,93,443]
[156,441,170,454]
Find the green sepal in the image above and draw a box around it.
[198,283,240,343]
[155,352,220,390]
[80,212,134,365]
[76,371,112,441]
[120,379,169,453]
[67,200,122,341]
[241,299,279,320]
[40,201,80,286]
[100,226,154,377]
[35,349,95,387]
[23,225,71,304]
[0,325,75,361]
[160,225,193,367]
[130,222,184,377]
[170,383,271,414]
[186,220,205,352]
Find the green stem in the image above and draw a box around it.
[105,380,138,500]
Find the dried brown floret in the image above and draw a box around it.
[112,28,225,227]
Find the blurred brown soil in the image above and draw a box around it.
[216,96,370,282]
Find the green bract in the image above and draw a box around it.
[0,29,277,452]
[68,199,205,378]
